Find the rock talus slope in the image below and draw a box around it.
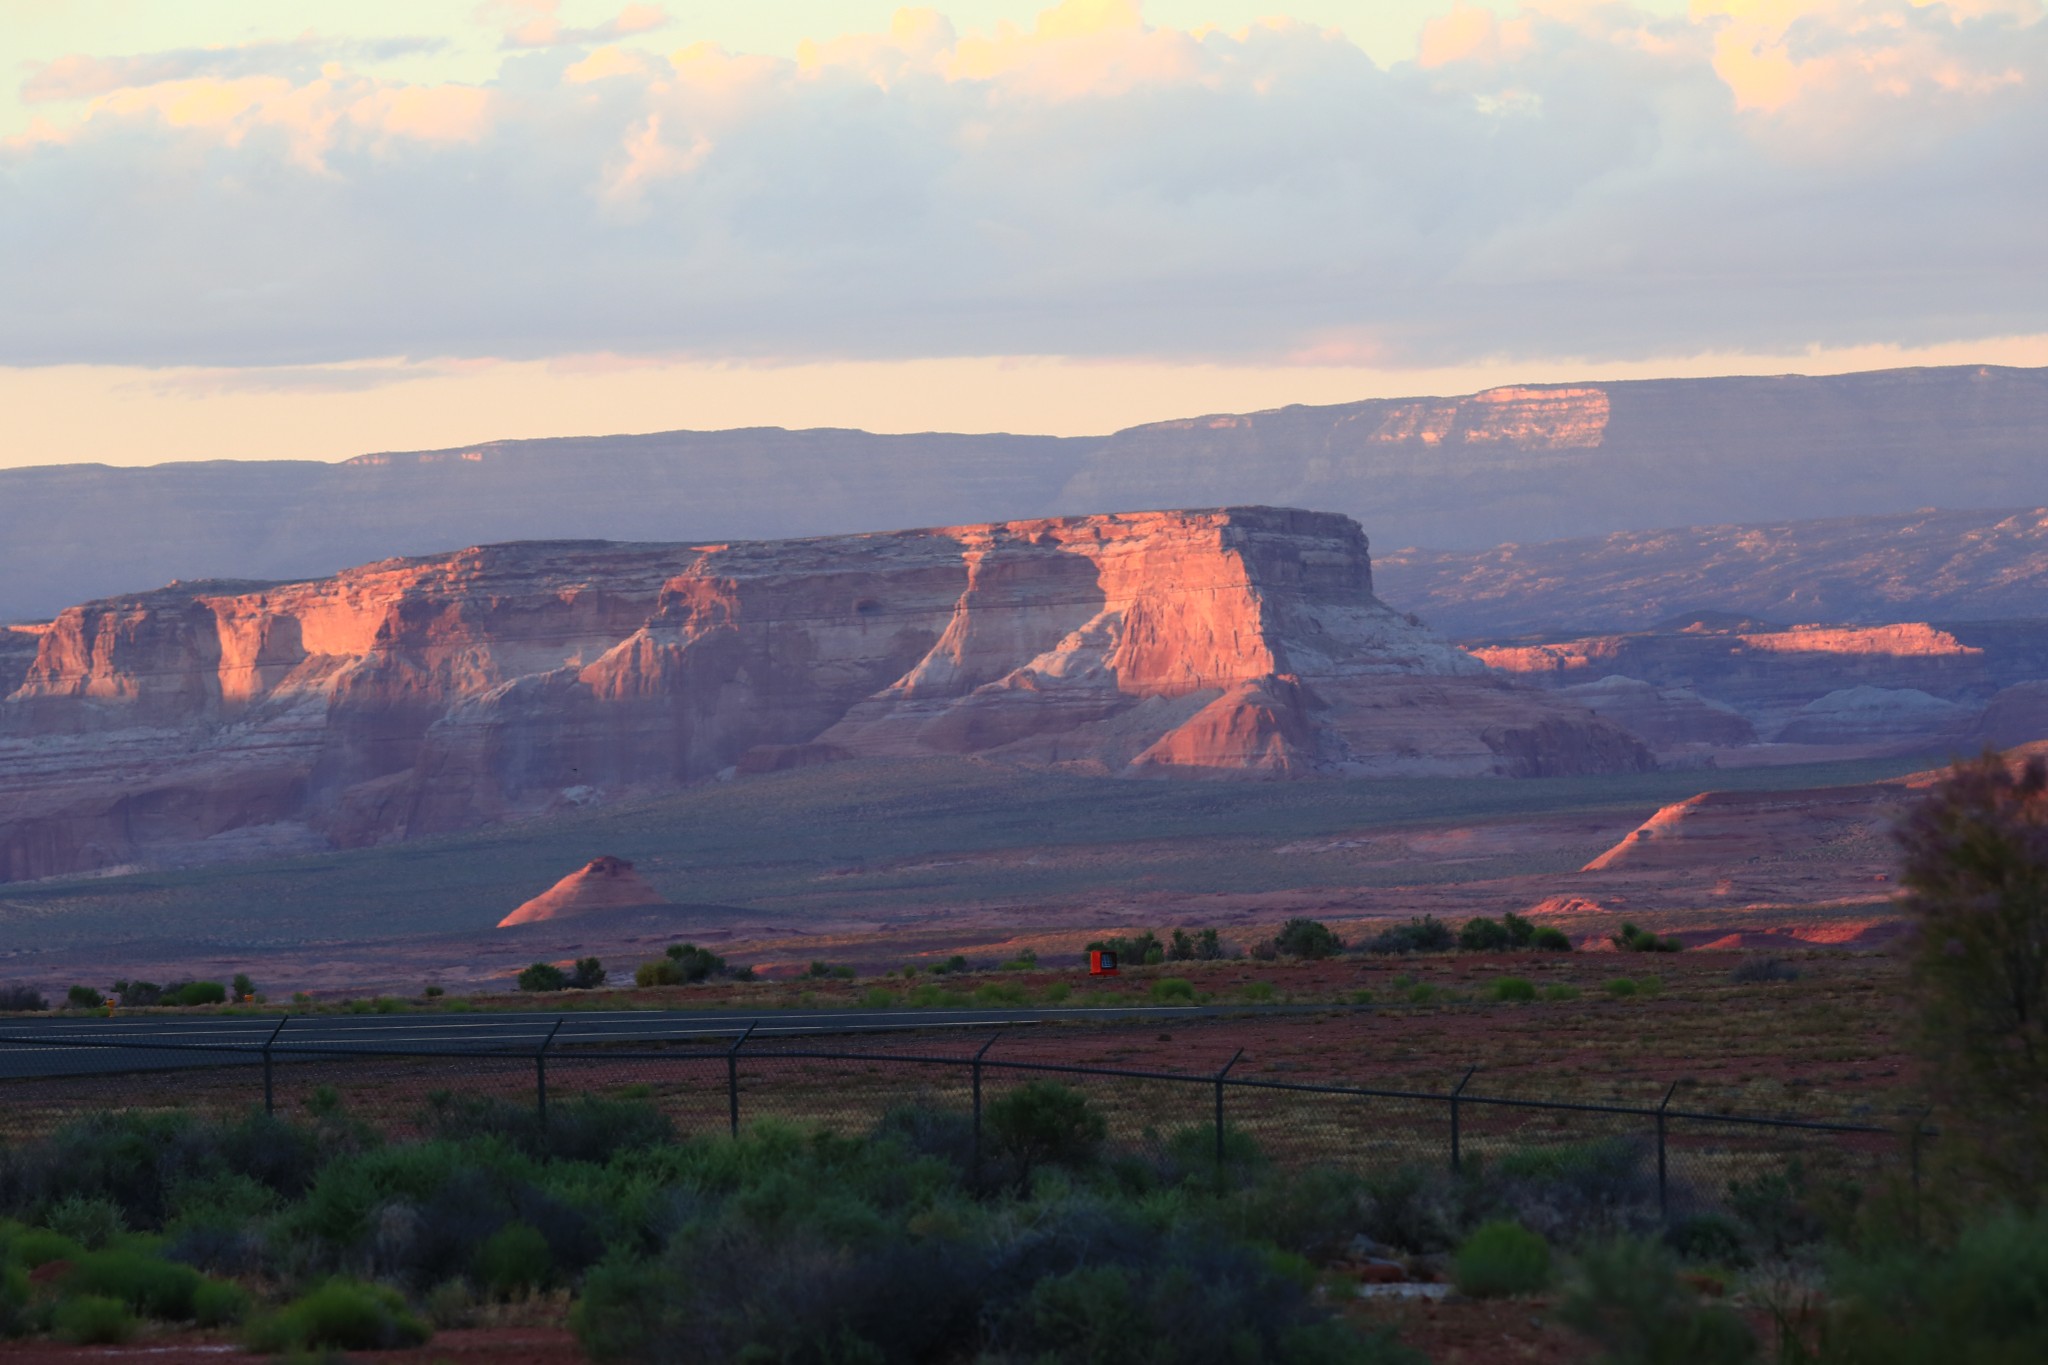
[0,508,1650,883]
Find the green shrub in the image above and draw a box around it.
[1557,1237,1756,1365]
[7,1228,84,1268]
[54,1294,136,1345]
[246,1278,431,1353]
[67,1248,203,1318]
[635,957,682,987]
[172,980,228,1007]
[973,981,1027,1007]
[44,1194,126,1249]
[192,1277,250,1327]
[112,979,162,1007]
[1606,978,1639,998]
[1459,918,1515,952]
[1165,1122,1266,1178]
[908,983,968,1008]
[1613,922,1683,953]
[0,985,48,1011]
[860,987,895,1008]
[1274,918,1344,959]
[1240,981,1277,1003]
[1150,977,1196,1004]
[1665,1213,1751,1269]
[1489,977,1537,1003]
[1039,981,1072,1004]
[1531,926,1575,952]
[0,1263,30,1339]
[476,1221,552,1298]
[1000,948,1039,971]
[1543,983,1583,1002]
[1405,982,1440,1005]
[1454,1221,1551,1297]
[516,962,567,992]
[985,1081,1107,1178]
[65,985,104,1009]
[1168,928,1227,961]
[1894,754,2048,1195]
[1364,917,1456,955]
[1821,1207,2048,1364]
[568,957,606,990]
[1088,931,1162,965]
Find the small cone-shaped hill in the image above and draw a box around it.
[499,855,665,927]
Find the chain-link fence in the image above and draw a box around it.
[0,1015,1928,1224]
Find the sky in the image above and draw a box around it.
[3,0,2045,466]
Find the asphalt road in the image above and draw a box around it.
[0,1004,1320,1079]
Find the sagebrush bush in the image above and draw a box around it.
[192,1277,249,1327]
[1274,918,1344,959]
[1458,917,1515,952]
[1557,1237,1757,1365]
[1613,923,1683,953]
[66,1248,205,1319]
[44,1193,125,1249]
[517,962,568,992]
[1530,926,1574,952]
[54,1293,136,1345]
[477,1220,553,1297]
[1454,1220,1551,1297]
[1364,917,1455,955]
[1730,956,1801,984]
[246,1277,431,1353]
[1489,977,1537,1003]
[1150,977,1196,1004]
[172,980,228,1007]
[1819,1207,2048,1364]
[985,1081,1107,1182]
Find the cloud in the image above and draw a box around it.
[488,1,671,50]
[2,0,2043,372]
[20,36,445,102]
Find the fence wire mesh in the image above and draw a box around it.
[0,1017,1927,1228]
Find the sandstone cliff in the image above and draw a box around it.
[0,508,1651,882]
[8,364,2048,628]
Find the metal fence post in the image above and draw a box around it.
[1909,1106,1934,1243]
[1450,1068,1476,1175]
[261,1015,289,1116]
[972,1032,1002,1185]
[1656,1081,1680,1221]
[535,1017,564,1125]
[1214,1048,1245,1172]
[728,1021,757,1139]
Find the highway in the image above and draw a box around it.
[0,1004,1320,1079]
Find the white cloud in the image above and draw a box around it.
[2,0,2043,371]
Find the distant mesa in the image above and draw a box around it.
[498,855,665,928]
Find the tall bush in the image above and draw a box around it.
[1894,752,2048,1199]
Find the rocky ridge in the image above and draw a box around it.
[8,364,2048,627]
[0,507,1649,884]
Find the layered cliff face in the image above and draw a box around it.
[0,508,1652,883]
[8,363,2048,628]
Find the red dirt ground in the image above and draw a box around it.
[0,1326,585,1363]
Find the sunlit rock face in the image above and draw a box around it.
[0,507,1651,883]
[498,856,665,928]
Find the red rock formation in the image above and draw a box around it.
[1581,785,1909,873]
[0,508,1650,882]
[499,856,664,927]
